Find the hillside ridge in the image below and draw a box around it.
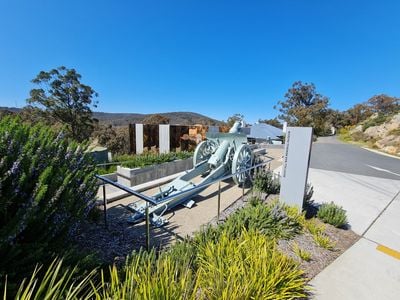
[0,106,223,126]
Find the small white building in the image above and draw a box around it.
[248,123,283,143]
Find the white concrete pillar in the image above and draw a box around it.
[159,124,170,154]
[135,124,144,154]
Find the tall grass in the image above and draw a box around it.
[304,218,326,235]
[196,230,308,299]
[93,249,196,300]
[313,234,336,251]
[4,259,95,300]
[291,243,312,262]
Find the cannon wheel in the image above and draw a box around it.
[232,144,254,185]
[193,140,218,165]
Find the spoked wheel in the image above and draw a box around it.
[193,140,218,165]
[232,144,254,185]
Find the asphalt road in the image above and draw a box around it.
[310,136,400,180]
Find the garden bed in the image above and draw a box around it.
[8,188,360,298]
[278,220,359,279]
[74,191,359,282]
[96,151,193,175]
[117,157,193,186]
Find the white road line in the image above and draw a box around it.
[366,164,400,177]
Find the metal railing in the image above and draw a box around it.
[96,157,273,250]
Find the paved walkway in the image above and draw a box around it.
[309,137,400,299]
[106,179,249,242]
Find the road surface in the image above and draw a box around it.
[310,136,400,180]
[309,136,400,300]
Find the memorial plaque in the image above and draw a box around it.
[280,127,313,209]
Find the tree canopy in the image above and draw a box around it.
[27,66,98,142]
[366,94,399,114]
[226,113,244,127]
[258,118,282,129]
[275,81,330,135]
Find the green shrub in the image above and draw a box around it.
[338,126,353,142]
[253,169,280,194]
[0,117,98,292]
[303,184,314,207]
[362,113,389,131]
[215,199,304,240]
[116,151,193,168]
[96,151,193,174]
[303,183,315,210]
[96,164,117,175]
[303,184,319,218]
[317,202,348,228]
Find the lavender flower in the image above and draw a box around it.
[9,160,21,176]
[54,131,65,143]
[65,150,73,160]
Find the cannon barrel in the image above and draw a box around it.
[229,121,242,133]
[208,140,230,167]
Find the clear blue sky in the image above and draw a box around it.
[0,0,399,123]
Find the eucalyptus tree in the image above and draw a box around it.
[27,66,98,141]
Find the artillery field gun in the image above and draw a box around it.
[127,121,255,226]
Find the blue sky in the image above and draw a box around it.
[0,0,399,123]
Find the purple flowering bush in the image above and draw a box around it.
[0,117,98,290]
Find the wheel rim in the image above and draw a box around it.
[193,140,218,165]
[232,144,254,185]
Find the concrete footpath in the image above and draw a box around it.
[309,168,400,299]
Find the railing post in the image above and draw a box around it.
[242,174,245,201]
[146,202,150,251]
[217,181,221,222]
[102,183,108,229]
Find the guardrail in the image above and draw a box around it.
[96,157,273,250]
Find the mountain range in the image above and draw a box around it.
[0,106,223,126]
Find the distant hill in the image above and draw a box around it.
[93,111,223,126]
[0,107,223,126]
[0,106,21,113]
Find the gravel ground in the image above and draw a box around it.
[278,221,359,280]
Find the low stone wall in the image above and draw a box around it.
[96,172,117,185]
[117,158,193,187]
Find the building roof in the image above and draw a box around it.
[249,123,283,139]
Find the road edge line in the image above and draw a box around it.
[362,147,400,160]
